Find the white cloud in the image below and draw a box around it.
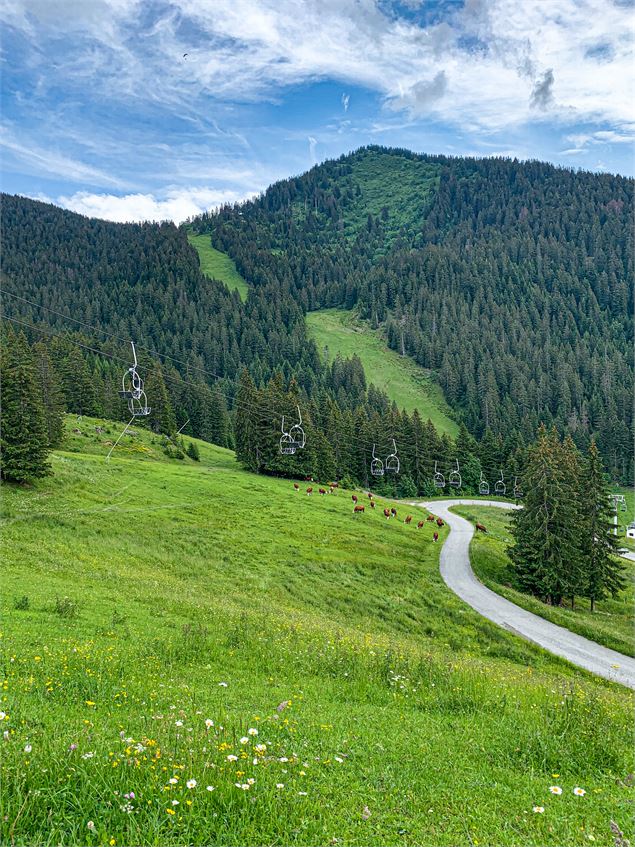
[55,185,253,223]
[2,0,633,134]
[308,136,318,164]
[341,93,350,112]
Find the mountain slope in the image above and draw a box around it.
[196,146,633,479]
[2,416,633,845]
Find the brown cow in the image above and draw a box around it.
[417,520,424,529]
[367,492,373,499]
[293,483,300,491]
[433,532,439,542]
[426,514,435,522]
[370,501,376,509]
[405,515,412,524]
[306,487,313,495]
[383,508,391,519]
[475,523,487,533]
[436,518,444,528]
[304,476,313,482]
[352,494,358,504]
[390,507,397,518]
[354,504,365,513]
[319,488,327,496]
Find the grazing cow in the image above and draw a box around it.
[306,487,313,495]
[475,523,487,533]
[426,514,435,522]
[352,494,358,504]
[390,507,397,518]
[353,504,365,513]
[319,488,327,496]
[417,520,424,529]
[433,532,439,543]
[405,515,412,524]
[305,476,314,482]
[370,501,376,509]
[293,483,300,491]
[367,492,373,499]
[383,508,391,520]
[436,518,444,528]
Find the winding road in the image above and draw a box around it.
[416,499,635,689]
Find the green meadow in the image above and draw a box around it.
[1,418,632,846]
[306,308,458,437]
[452,505,635,657]
[187,233,249,300]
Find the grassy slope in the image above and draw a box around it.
[307,308,458,437]
[187,233,249,300]
[452,505,635,657]
[1,419,632,846]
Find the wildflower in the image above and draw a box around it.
[255,744,266,753]
[248,728,258,736]
[549,786,562,795]
[82,752,95,759]
[227,754,238,762]
[240,737,249,745]
[362,806,371,820]
[171,800,179,806]
[3,731,9,741]
[334,756,343,763]
[69,743,78,751]
[175,720,183,727]
[109,839,116,846]
[218,682,228,687]
[168,777,178,784]
[87,821,96,831]
[206,786,215,792]
[85,701,95,707]
[124,792,135,800]
[276,783,284,789]
[247,778,255,785]
[573,787,586,796]
[166,808,175,815]
[279,756,288,763]
[186,779,197,789]
[0,712,6,720]
[24,744,32,753]
[205,719,214,728]
[533,806,545,814]
[298,791,308,796]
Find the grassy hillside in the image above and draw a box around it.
[187,232,249,300]
[1,418,633,846]
[307,308,458,436]
[452,505,635,656]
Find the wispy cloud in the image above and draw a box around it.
[341,93,350,112]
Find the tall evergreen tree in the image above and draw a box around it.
[234,369,261,472]
[145,361,176,435]
[0,332,51,482]
[33,341,65,447]
[579,440,626,611]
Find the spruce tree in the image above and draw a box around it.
[145,362,176,435]
[510,426,580,605]
[580,440,625,611]
[33,341,66,447]
[234,369,261,472]
[0,332,51,482]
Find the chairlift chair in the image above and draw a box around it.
[513,476,523,499]
[494,470,506,496]
[448,460,461,488]
[385,439,400,474]
[433,461,445,489]
[371,444,385,477]
[478,472,489,496]
[280,416,297,455]
[119,341,150,416]
[288,405,306,450]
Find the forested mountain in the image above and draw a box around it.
[2,146,633,484]
[193,147,634,480]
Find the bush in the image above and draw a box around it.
[53,596,79,619]
[14,595,30,611]
[186,441,200,461]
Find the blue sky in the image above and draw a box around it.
[1,0,633,222]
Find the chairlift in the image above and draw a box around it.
[478,472,489,496]
[385,439,400,474]
[280,416,297,455]
[513,476,523,499]
[448,460,461,488]
[494,470,506,496]
[433,461,445,489]
[119,341,150,416]
[371,444,385,477]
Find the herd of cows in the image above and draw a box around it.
[292,480,488,539]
